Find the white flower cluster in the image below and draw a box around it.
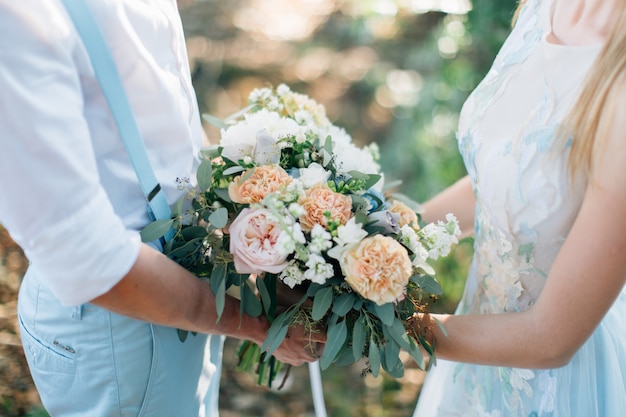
[278,221,335,287]
[248,87,282,112]
[420,213,462,260]
[261,190,337,288]
[398,225,434,275]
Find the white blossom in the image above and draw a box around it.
[281,180,305,202]
[276,221,305,257]
[309,224,333,253]
[248,87,273,103]
[287,202,305,218]
[334,218,367,247]
[326,125,382,190]
[304,254,334,284]
[299,162,330,188]
[276,83,291,96]
[327,218,368,260]
[421,213,461,260]
[295,131,307,144]
[280,261,306,288]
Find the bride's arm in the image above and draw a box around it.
[418,98,626,370]
[421,175,476,239]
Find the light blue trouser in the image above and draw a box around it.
[17,267,224,417]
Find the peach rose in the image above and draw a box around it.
[229,208,289,274]
[228,165,292,204]
[389,200,419,228]
[341,235,412,305]
[297,184,353,232]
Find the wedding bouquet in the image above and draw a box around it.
[142,84,460,386]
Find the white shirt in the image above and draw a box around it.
[0,0,203,306]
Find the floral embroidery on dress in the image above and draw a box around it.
[413,0,623,416]
[503,368,535,416]
[537,371,557,414]
[473,208,527,313]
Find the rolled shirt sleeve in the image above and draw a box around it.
[0,1,202,305]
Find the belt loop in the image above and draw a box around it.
[71,304,83,320]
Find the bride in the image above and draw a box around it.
[412,0,626,416]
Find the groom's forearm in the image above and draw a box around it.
[91,243,269,345]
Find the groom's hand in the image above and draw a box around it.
[272,322,326,366]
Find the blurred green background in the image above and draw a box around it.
[0,0,518,415]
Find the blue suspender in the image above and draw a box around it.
[60,0,174,243]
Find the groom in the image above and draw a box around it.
[0,1,323,416]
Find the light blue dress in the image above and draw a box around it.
[413,1,626,416]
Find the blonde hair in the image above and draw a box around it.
[512,0,626,181]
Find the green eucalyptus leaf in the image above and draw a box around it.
[172,196,185,216]
[241,281,263,317]
[326,312,339,327]
[369,340,381,378]
[434,316,448,337]
[410,275,443,295]
[346,170,369,180]
[210,264,227,321]
[306,283,324,297]
[168,237,203,258]
[213,188,232,203]
[417,333,435,356]
[261,312,292,357]
[407,335,426,369]
[177,329,189,343]
[322,149,333,167]
[239,167,255,182]
[350,194,369,211]
[208,207,229,229]
[162,237,175,255]
[180,226,208,240]
[140,219,174,243]
[372,302,395,326]
[199,146,222,161]
[256,278,272,316]
[348,171,382,189]
[352,316,367,360]
[381,340,404,378]
[323,135,333,154]
[334,346,357,367]
[223,165,247,176]
[312,286,333,321]
[386,318,413,351]
[197,159,213,192]
[202,113,228,129]
[331,293,354,316]
[384,339,400,367]
[320,320,347,370]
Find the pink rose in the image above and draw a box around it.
[229,208,289,274]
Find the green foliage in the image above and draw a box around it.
[24,408,49,417]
